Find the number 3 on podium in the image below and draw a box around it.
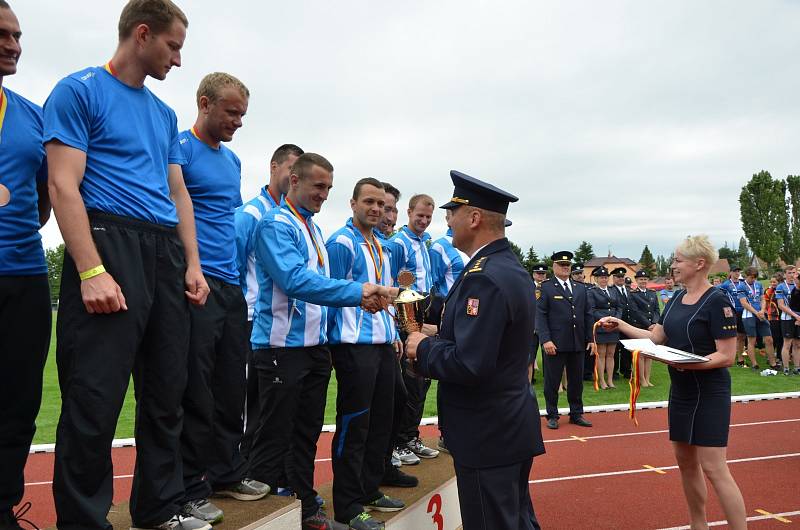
[427,493,443,530]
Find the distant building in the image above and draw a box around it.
[584,253,640,280]
[708,258,730,276]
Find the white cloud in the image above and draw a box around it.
[9,0,800,261]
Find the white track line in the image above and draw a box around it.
[27,392,800,454]
[529,452,800,484]
[545,417,800,443]
[657,509,800,529]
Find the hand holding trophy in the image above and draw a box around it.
[392,270,430,375]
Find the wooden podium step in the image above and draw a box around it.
[316,439,462,530]
[79,494,302,530]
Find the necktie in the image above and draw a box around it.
[564,281,572,294]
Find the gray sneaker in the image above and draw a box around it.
[348,512,385,530]
[215,478,270,501]
[131,514,212,530]
[407,438,439,459]
[364,495,405,513]
[181,499,223,525]
[395,446,420,465]
[390,450,402,467]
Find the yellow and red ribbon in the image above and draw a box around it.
[365,237,384,283]
[0,88,7,139]
[285,197,324,267]
[103,60,118,77]
[628,349,641,426]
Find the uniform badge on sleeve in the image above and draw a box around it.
[723,306,733,318]
[467,298,480,316]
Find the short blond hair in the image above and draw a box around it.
[196,72,249,107]
[408,194,434,210]
[676,235,718,269]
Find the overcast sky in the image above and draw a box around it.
[9,0,800,261]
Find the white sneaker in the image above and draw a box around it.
[395,446,420,465]
[131,513,212,530]
[391,450,402,467]
[407,438,439,459]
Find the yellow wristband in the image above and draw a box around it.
[79,264,106,281]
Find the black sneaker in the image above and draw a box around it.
[302,509,333,530]
[380,465,418,488]
[347,512,385,530]
[0,503,35,530]
[364,495,404,512]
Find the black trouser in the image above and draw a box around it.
[330,344,395,523]
[181,276,248,501]
[0,275,50,512]
[770,320,784,361]
[530,334,539,384]
[454,457,539,530]
[396,361,431,445]
[383,359,408,472]
[53,212,189,529]
[542,351,584,420]
[239,320,259,461]
[249,345,330,519]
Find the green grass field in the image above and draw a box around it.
[33,314,800,444]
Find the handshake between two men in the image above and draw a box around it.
[360,283,400,314]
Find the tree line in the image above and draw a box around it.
[740,170,800,267]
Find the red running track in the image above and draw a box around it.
[18,397,800,529]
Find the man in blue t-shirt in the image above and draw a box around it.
[234,143,303,462]
[0,4,53,525]
[775,265,800,375]
[177,73,269,523]
[43,2,211,529]
[737,267,776,371]
[718,266,746,366]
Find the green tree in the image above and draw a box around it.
[509,241,525,265]
[639,245,656,276]
[784,175,800,264]
[737,237,750,269]
[573,241,595,264]
[45,244,65,303]
[523,246,539,275]
[655,254,673,277]
[739,170,785,266]
[718,243,738,263]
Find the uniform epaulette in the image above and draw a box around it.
[466,257,488,274]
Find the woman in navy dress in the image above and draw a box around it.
[588,266,621,388]
[599,235,746,530]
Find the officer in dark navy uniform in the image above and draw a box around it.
[530,263,547,384]
[630,269,661,328]
[537,251,595,430]
[405,170,544,530]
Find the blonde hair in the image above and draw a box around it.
[408,194,434,210]
[196,72,249,107]
[676,235,718,269]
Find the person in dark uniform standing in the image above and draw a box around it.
[405,170,545,530]
[630,269,661,387]
[529,263,548,384]
[571,262,596,381]
[537,251,594,430]
[599,235,746,530]
[587,267,621,389]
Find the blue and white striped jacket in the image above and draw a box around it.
[251,200,363,349]
[234,186,279,320]
[326,219,398,345]
[387,225,433,293]
[429,229,469,296]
